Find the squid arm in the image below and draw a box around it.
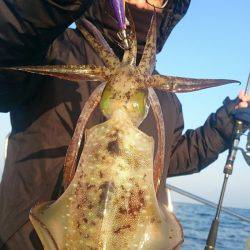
[76,21,120,69]
[1,65,110,83]
[63,83,106,189]
[149,74,240,92]
[148,88,165,193]
[138,13,156,75]
[79,18,114,53]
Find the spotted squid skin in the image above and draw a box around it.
[30,109,174,249]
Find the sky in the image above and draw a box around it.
[0,0,250,208]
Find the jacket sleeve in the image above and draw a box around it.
[0,0,93,112]
[168,95,238,177]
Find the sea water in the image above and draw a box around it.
[174,202,250,250]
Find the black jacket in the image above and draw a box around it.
[0,0,236,246]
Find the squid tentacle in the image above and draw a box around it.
[149,74,240,92]
[148,87,165,193]
[63,83,106,189]
[76,21,120,69]
[2,65,110,83]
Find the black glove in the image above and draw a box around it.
[231,107,250,126]
[223,96,250,127]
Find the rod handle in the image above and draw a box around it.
[205,218,219,250]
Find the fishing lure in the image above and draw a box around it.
[3,13,238,250]
[109,0,130,49]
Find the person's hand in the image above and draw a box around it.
[231,90,250,125]
[236,90,250,108]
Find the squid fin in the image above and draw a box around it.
[29,202,59,250]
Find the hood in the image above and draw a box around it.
[81,0,191,55]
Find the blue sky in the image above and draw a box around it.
[157,0,250,208]
[0,0,250,208]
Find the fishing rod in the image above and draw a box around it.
[165,184,250,223]
[205,73,250,250]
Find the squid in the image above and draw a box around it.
[3,13,239,250]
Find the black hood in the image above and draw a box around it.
[81,0,191,55]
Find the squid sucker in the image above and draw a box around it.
[2,12,239,250]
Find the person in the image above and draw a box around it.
[0,0,249,249]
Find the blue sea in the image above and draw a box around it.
[173,202,250,250]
